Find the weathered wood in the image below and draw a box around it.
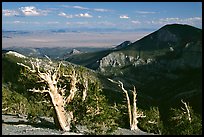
[17,59,81,131]
[181,99,191,123]
[118,81,132,129]
[108,79,145,131]
[131,86,138,130]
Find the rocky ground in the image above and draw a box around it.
[2,114,155,135]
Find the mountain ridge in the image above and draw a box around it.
[2,23,202,134]
[65,24,202,71]
[65,24,202,114]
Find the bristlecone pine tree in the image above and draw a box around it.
[168,99,202,135]
[17,57,89,131]
[108,79,145,130]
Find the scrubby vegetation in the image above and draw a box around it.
[2,52,202,135]
[2,53,119,134]
[166,101,202,135]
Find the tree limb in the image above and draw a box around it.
[181,99,191,123]
[28,88,50,93]
[82,78,88,102]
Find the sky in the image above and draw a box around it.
[2,2,202,31]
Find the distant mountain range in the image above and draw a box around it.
[2,24,202,134]
[2,47,109,60]
[65,24,202,118]
[65,24,202,71]
[2,27,155,34]
[2,24,202,116]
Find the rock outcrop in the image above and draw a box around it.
[98,52,135,72]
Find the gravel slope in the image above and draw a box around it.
[2,114,82,135]
[2,114,155,135]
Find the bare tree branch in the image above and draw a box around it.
[148,120,158,124]
[45,55,52,63]
[82,77,88,102]
[17,59,77,131]
[108,78,145,131]
[107,78,120,84]
[28,88,50,93]
[131,86,137,130]
[181,99,191,123]
[17,62,36,73]
[118,81,132,129]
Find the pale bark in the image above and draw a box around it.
[82,78,88,102]
[181,99,191,123]
[118,81,132,129]
[131,86,138,130]
[17,59,81,131]
[63,70,78,104]
[108,79,145,131]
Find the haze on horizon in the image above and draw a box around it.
[2,31,151,49]
[2,2,202,49]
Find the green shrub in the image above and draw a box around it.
[2,85,29,115]
[138,107,164,134]
[167,104,202,135]
[66,80,119,135]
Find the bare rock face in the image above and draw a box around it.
[63,49,82,59]
[133,58,146,67]
[99,52,126,68]
[69,49,81,55]
[98,52,136,72]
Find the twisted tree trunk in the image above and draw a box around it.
[108,78,145,130]
[17,59,83,131]
[48,86,73,131]
[131,86,139,130]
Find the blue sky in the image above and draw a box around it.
[2,2,202,31]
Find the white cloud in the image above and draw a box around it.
[58,12,73,18]
[185,17,202,21]
[131,20,141,24]
[183,17,202,26]
[46,21,59,24]
[3,6,51,17]
[148,17,202,27]
[58,12,66,16]
[13,21,21,24]
[73,6,89,10]
[75,13,93,18]
[3,9,20,16]
[59,12,92,18]
[94,8,111,12]
[135,10,157,14]
[19,6,48,16]
[149,18,182,25]
[61,5,89,10]
[160,17,180,22]
[62,5,113,12]
[13,21,25,24]
[21,6,39,16]
[98,16,102,18]
[120,15,129,19]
